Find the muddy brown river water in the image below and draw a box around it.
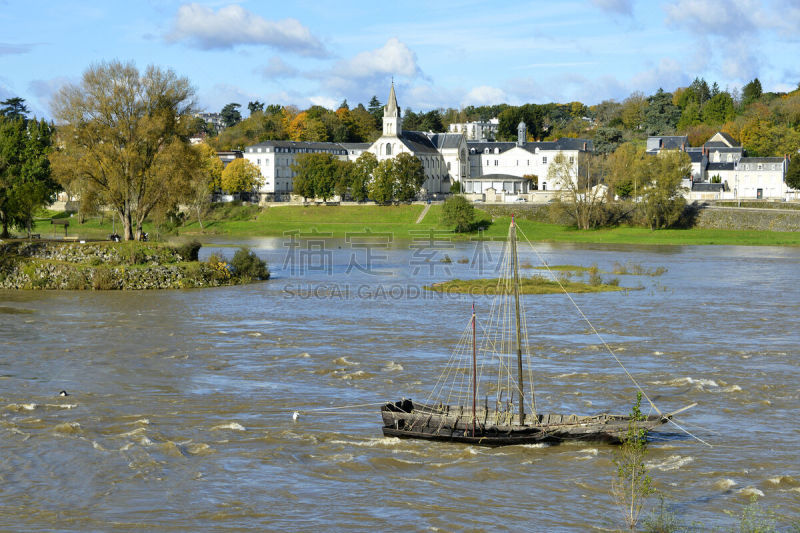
[1,239,799,531]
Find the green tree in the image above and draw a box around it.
[0,117,59,237]
[786,157,800,190]
[643,89,681,135]
[393,153,425,201]
[351,151,377,202]
[742,78,763,107]
[702,92,735,124]
[291,152,340,201]
[640,150,690,230]
[0,97,29,120]
[369,158,397,204]
[441,195,475,232]
[606,142,646,200]
[611,392,655,532]
[593,127,624,155]
[221,158,262,193]
[247,101,264,115]
[220,102,242,127]
[368,96,382,125]
[50,60,199,241]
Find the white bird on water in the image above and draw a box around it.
[292,411,299,421]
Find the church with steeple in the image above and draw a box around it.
[367,82,464,194]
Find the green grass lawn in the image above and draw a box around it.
[427,276,631,295]
[26,204,800,246]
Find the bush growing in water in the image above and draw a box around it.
[175,240,202,261]
[231,247,270,280]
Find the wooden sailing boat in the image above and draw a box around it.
[381,216,694,445]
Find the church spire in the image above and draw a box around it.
[384,81,400,117]
[382,80,402,137]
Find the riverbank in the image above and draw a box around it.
[0,240,269,290]
[29,203,800,246]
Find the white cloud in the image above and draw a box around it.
[257,56,300,79]
[336,38,420,79]
[590,0,633,16]
[308,96,339,109]
[167,3,327,57]
[664,0,756,37]
[462,86,507,106]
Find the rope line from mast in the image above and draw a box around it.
[515,224,663,417]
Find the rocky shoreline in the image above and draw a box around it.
[0,241,266,290]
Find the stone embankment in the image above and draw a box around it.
[695,206,800,232]
[0,241,251,290]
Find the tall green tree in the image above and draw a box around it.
[247,101,264,115]
[785,157,800,191]
[701,92,735,124]
[369,158,397,204]
[393,153,425,201]
[351,151,377,202]
[643,89,681,135]
[441,194,475,232]
[742,78,763,107]
[548,152,606,229]
[0,97,29,120]
[0,116,59,237]
[187,143,223,230]
[220,103,242,127]
[50,60,200,240]
[291,152,340,201]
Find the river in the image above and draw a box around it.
[1,236,798,531]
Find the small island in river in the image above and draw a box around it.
[426,274,635,295]
[0,240,269,290]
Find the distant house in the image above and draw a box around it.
[647,131,790,200]
[448,119,499,141]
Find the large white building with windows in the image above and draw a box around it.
[242,83,595,202]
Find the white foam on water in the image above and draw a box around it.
[738,486,764,498]
[92,441,107,452]
[119,443,133,452]
[119,428,147,438]
[53,422,81,434]
[383,361,403,372]
[297,352,310,358]
[767,475,797,486]
[556,372,577,378]
[212,422,245,431]
[45,403,77,409]
[330,437,401,448]
[4,403,38,411]
[717,384,742,393]
[247,332,262,337]
[653,351,664,356]
[646,455,694,471]
[333,356,358,366]
[186,442,213,455]
[579,448,598,456]
[138,436,153,446]
[714,478,737,490]
[650,377,718,388]
[341,370,369,380]
[518,443,550,449]
[129,418,150,425]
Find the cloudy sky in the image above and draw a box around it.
[1,0,799,118]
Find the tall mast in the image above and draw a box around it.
[510,215,525,426]
[472,302,477,437]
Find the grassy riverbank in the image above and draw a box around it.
[27,204,800,246]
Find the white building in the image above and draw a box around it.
[448,118,499,141]
[367,83,451,194]
[466,121,593,194]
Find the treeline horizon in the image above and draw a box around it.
[203,77,800,160]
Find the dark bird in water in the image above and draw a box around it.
[59,390,69,397]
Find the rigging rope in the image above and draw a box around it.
[515,224,663,417]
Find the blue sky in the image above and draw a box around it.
[1,0,799,119]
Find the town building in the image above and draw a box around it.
[448,119,499,141]
[647,132,791,200]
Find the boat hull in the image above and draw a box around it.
[381,400,670,446]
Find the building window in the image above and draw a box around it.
[265,158,269,165]
[569,156,574,164]
[494,160,498,166]
[386,143,392,155]
[485,160,489,166]
[543,157,547,164]
[758,163,763,170]
[447,162,451,170]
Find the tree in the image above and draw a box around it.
[640,150,690,230]
[611,392,655,532]
[247,101,264,115]
[702,92,735,124]
[548,151,605,229]
[369,158,397,204]
[290,152,340,201]
[742,78,763,107]
[441,195,475,232]
[50,60,199,240]
[620,92,647,131]
[367,96,382,125]
[0,97,29,120]
[593,127,624,155]
[643,89,681,135]
[187,143,223,230]
[786,157,800,190]
[221,158,261,193]
[220,103,242,127]
[0,117,59,237]
[351,151,377,202]
[393,153,425,201]
[606,143,646,200]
